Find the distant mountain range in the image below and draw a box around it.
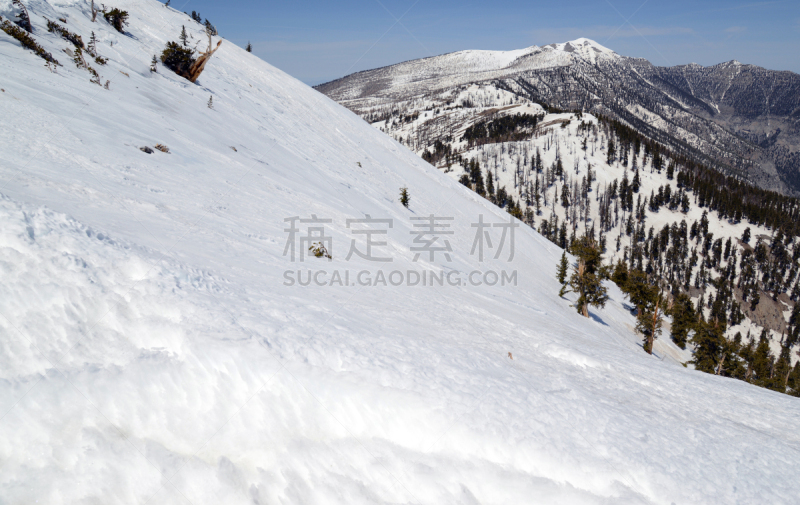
[316,38,800,195]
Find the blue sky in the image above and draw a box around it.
[180,0,800,85]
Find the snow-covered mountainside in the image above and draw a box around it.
[2,2,800,504]
[316,38,800,196]
[320,49,800,374]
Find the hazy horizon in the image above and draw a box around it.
[163,0,799,85]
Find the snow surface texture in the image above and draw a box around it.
[1,1,800,504]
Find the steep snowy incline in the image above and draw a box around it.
[1,1,800,504]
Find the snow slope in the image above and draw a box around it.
[1,1,800,504]
[367,83,796,357]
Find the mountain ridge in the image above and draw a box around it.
[316,38,800,195]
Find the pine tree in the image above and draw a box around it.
[669,292,696,349]
[691,320,726,373]
[557,251,569,296]
[606,136,615,164]
[87,32,98,56]
[751,329,775,388]
[681,192,690,213]
[207,95,213,109]
[103,8,129,33]
[400,187,410,208]
[160,41,195,77]
[632,168,640,193]
[485,169,495,202]
[246,41,252,52]
[786,362,800,396]
[150,55,158,72]
[567,235,609,318]
[561,183,570,209]
[773,345,792,393]
[469,159,485,196]
[636,291,664,354]
[204,19,217,36]
[180,25,188,47]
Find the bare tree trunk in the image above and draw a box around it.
[715,354,726,375]
[91,0,98,22]
[186,31,222,83]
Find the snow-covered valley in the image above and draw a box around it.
[1,1,800,504]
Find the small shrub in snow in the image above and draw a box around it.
[400,187,410,208]
[308,242,331,259]
[46,18,83,48]
[88,66,103,86]
[161,41,195,76]
[207,95,213,109]
[103,8,129,33]
[0,16,59,65]
[71,46,87,68]
[161,28,221,83]
[154,144,169,153]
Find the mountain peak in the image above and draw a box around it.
[543,38,618,63]
[565,37,615,53]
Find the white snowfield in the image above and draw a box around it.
[1,1,799,504]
